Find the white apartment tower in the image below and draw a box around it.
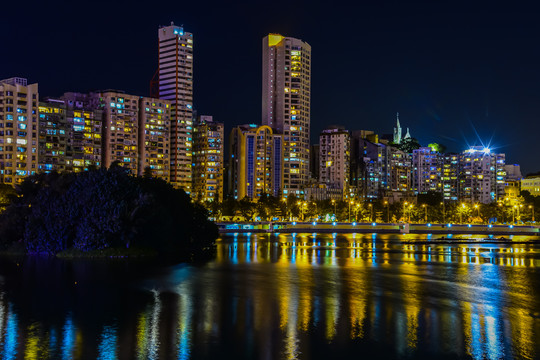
[0,78,39,184]
[262,34,311,197]
[158,22,194,193]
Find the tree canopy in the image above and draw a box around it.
[0,168,217,259]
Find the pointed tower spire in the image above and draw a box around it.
[404,127,411,139]
[393,112,402,144]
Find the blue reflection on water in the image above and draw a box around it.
[2,305,18,360]
[97,325,118,360]
[61,315,75,359]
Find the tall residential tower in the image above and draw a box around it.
[158,22,194,193]
[262,34,311,197]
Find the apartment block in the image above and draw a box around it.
[229,124,283,200]
[158,23,194,193]
[192,115,224,202]
[138,98,171,181]
[262,34,311,197]
[0,77,39,184]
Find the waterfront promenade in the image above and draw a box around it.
[217,221,540,236]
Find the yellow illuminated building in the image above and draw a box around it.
[138,97,171,181]
[262,33,311,198]
[229,124,284,200]
[0,77,39,184]
[521,177,540,196]
[192,115,224,202]
[93,91,140,173]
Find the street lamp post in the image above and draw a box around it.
[530,205,535,222]
[422,204,427,223]
[384,201,389,223]
[369,203,373,222]
[331,199,336,220]
[355,204,360,221]
[349,201,354,222]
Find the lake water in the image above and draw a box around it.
[1,233,540,359]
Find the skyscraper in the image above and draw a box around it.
[158,22,194,193]
[262,34,311,198]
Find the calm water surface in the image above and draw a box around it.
[1,233,540,359]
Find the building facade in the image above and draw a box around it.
[92,91,140,173]
[262,34,311,197]
[412,147,441,194]
[521,177,540,196]
[138,98,171,180]
[229,124,283,200]
[38,99,68,173]
[0,77,39,184]
[319,126,350,191]
[192,115,224,202]
[61,92,103,172]
[458,147,506,204]
[158,23,194,193]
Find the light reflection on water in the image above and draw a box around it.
[0,233,539,359]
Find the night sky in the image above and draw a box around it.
[2,1,539,173]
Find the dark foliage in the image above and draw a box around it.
[0,168,217,258]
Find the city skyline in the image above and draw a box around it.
[1,2,539,173]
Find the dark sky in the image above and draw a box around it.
[2,1,539,173]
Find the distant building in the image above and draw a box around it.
[521,177,540,196]
[383,145,412,193]
[229,124,283,200]
[319,126,350,192]
[158,22,194,193]
[38,99,68,173]
[262,33,311,197]
[505,164,522,182]
[192,115,224,202]
[138,97,171,181]
[61,92,103,172]
[92,91,140,173]
[0,77,39,184]
[442,153,459,201]
[459,147,506,204]
[304,183,343,201]
[412,147,441,194]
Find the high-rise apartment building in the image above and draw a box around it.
[138,98,171,180]
[412,147,441,194]
[92,91,139,173]
[192,115,224,202]
[383,146,412,193]
[262,34,311,198]
[158,23,194,193]
[38,99,68,172]
[442,153,459,201]
[319,126,350,191]
[459,147,506,204]
[61,92,103,172]
[0,77,39,184]
[229,124,283,200]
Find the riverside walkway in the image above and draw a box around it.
[217,221,540,236]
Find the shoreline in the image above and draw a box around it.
[217,221,540,237]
